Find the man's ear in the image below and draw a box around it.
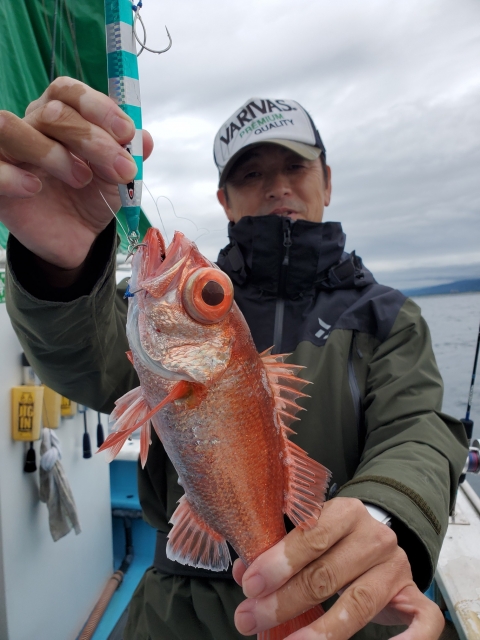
[324,165,332,207]
[217,188,235,222]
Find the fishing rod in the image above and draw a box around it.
[461,318,480,478]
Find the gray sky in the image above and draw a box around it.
[135,0,480,289]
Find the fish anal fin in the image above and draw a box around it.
[126,350,134,364]
[257,604,324,640]
[167,495,231,571]
[284,440,331,529]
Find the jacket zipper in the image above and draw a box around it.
[348,331,365,448]
[272,219,292,354]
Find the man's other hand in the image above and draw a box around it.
[0,77,153,270]
[233,497,444,639]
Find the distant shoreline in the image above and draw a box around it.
[402,279,480,298]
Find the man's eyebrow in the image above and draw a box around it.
[230,151,261,172]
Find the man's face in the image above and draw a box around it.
[217,144,331,224]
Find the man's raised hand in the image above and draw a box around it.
[0,77,153,269]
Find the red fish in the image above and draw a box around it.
[99,227,331,639]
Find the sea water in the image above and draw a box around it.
[412,291,480,493]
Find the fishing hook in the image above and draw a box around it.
[132,2,172,57]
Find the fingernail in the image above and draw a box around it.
[21,175,42,194]
[235,610,257,634]
[72,161,92,185]
[114,153,137,181]
[111,115,134,139]
[243,573,266,598]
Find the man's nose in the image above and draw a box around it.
[265,172,292,198]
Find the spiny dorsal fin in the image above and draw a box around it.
[261,350,311,431]
[261,350,331,530]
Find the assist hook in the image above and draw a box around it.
[132,2,173,57]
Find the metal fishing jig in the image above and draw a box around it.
[104,0,172,255]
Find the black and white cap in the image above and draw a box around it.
[214,98,326,186]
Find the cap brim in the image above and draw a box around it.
[218,140,322,187]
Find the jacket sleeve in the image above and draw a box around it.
[5,222,138,413]
[336,297,468,591]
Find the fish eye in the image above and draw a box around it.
[201,280,225,306]
[182,268,233,324]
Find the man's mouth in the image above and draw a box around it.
[269,208,300,218]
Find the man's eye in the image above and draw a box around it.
[244,171,261,179]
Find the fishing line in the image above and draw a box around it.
[49,0,60,82]
[98,188,129,242]
[143,181,170,243]
[155,194,212,243]
[98,187,148,262]
[143,180,213,245]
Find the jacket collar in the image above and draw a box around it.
[217,215,374,297]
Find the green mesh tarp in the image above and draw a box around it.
[0,0,149,251]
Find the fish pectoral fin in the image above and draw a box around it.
[99,381,191,467]
[257,604,324,640]
[284,440,331,529]
[167,495,231,572]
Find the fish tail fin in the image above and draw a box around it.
[98,381,191,466]
[257,604,324,640]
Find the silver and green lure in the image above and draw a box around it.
[105,0,143,252]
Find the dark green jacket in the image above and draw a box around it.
[6,218,468,639]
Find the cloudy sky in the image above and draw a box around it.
[133,0,479,290]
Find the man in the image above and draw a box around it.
[0,79,467,639]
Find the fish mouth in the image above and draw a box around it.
[127,303,194,382]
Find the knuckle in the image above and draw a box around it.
[41,100,73,126]
[348,584,378,625]
[304,561,337,600]
[303,525,330,555]
[375,522,397,551]
[0,110,16,133]
[393,546,412,576]
[338,497,365,519]
[431,600,445,627]
[49,76,76,97]
[350,498,367,515]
